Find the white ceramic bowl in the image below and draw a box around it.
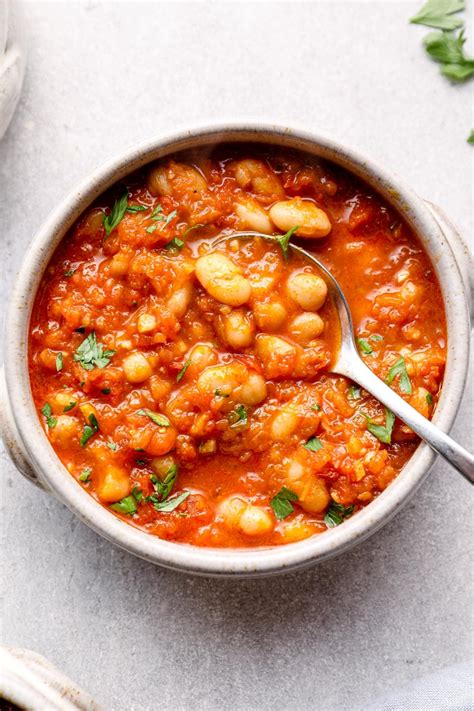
[1,123,472,577]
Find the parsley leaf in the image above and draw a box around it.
[410,0,464,30]
[270,487,299,520]
[101,388,111,395]
[103,191,129,238]
[106,441,118,451]
[468,130,474,144]
[79,468,92,483]
[348,386,361,400]
[132,486,143,502]
[276,226,299,261]
[370,334,384,342]
[311,403,321,411]
[228,404,248,428]
[73,332,115,371]
[126,204,148,213]
[148,465,178,505]
[40,403,57,429]
[63,400,77,412]
[165,237,185,250]
[80,413,99,447]
[110,495,137,515]
[424,30,474,81]
[324,501,354,528]
[64,268,76,277]
[146,207,177,233]
[215,389,229,398]
[136,409,170,427]
[176,359,191,382]
[183,223,205,237]
[55,352,64,372]
[151,490,190,512]
[357,338,373,355]
[386,357,413,394]
[365,408,395,444]
[426,392,434,405]
[304,436,324,452]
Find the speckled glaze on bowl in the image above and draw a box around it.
[1,123,472,577]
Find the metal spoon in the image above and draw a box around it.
[212,231,474,483]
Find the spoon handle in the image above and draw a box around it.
[346,360,474,484]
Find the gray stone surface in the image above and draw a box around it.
[0,2,472,710]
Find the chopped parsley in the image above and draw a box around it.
[80,413,99,447]
[136,409,170,427]
[311,403,321,411]
[151,491,190,513]
[386,357,412,394]
[126,204,148,213]
[79,469,92,483]
[304,436,324,452]
[370,334,384,342]
[132,486,143,502]
[270,487,299,520]
[426,392,434,405]
[468,129,474,144]
[110,495,137,515]
[228,404,248,428]
[73,332,115,371]
[176,358,191,382]
[64,268,76,277]
[165,237,185,250]
[103,191,129,238]
[348,386,361,400]
[357,338,373,355]
[106,441,118,451]
[146,206,177,233]
[410,0,464,30]
[365,408,396,444]
[324,501,355,528]
[215,389,229,398]
[55,352,64,372]
[63,400,77,412]
[276,226,299,261]
[148,465,178,504]
[40,403,57,429]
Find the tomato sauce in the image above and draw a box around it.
[28,145,447,547]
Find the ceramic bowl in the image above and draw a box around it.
[1,123,472,577]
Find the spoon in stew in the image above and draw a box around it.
[212,231,474,483]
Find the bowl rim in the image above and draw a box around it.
[4,121,471,576]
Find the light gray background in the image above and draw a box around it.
[1,2,473,710]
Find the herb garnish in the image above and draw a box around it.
[63,400,77,412]
[106,442,118,451]
[386,357,412,394]
[79,469,92,483]
[365,408,396,444]
[176,358,191,382]
[152,491,190,512]
[80,413,99,447]
[370,334,383,342]
[357,338,373,355]
[426,392,434,405]
[276,226,299,261]
[311,403,321,411]
[228,404,248,428]
[136,409,171,427]
[40,403,57,429]
[146,206,177,233]
[55,352,64,372]
[270,487,299,520]
[324,501,355,528]
[103,191,129,238]
[73,332,115,371]
[110,495,137,515]
[165,237,185,250]
[424,29,474,81]
[183,223,205,237]
[126,205,148,213]
[468,130,474,144]
[215,389,229,398]
[348,386,361,400]
[64,268,76,277]
[146,465,190,512]
[410,0,464,30]
[304,436,324,452]
[101,388,111,395]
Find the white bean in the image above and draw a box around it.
[253,300,288,332]
[196,253,251,307]
[286,272,327,311]
[222,310,255,349]
[269,197,331,238]
[234,197,273,234]
[234,372,267,406]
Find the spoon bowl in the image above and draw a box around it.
[212,231,474,483]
